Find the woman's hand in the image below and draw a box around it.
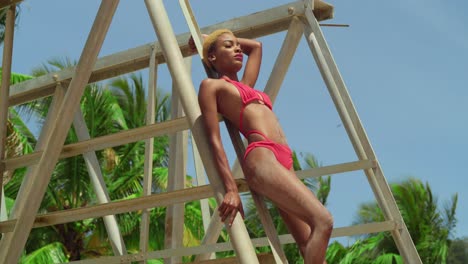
[218,190,245,226]
[188,34,208,53]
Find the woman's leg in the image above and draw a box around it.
[243,147,333,264]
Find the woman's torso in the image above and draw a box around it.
[214,78,288,146]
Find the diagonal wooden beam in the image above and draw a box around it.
[9,1,329,106]
[144,1,259,262]
[72,105,127,256]
[0,1,120,263]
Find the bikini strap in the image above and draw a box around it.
[244,130,269,141]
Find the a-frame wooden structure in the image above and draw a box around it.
[0,0,423,263]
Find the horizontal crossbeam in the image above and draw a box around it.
[65,221,396,264]
[0,159,374,232]
[8,0,333,106]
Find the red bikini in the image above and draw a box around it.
[221,77,293,170]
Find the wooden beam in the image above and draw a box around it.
[0,179,250,233]
[73,106,127,256]
[1,159,374,234]
[0,2,120,263]
[145,0,260,263]
[65,221,395,264]
[296,159,375,179]
[0,4,15,221]
[3,117,189,171]
[0,0,22,9]
[139,45,158,263]
[303,9,421,263]
[9,1,312,106]
[164,57,190,264]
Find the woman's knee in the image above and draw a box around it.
[317,209,334,235]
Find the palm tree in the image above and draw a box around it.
[326,177,458,264]
[4,57,172,261]
[0,4,20,46]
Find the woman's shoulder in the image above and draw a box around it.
[199,77,226,91]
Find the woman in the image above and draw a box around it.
[190,29,333,263]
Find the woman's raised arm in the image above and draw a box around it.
[238,38,262,87]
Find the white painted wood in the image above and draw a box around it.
[194,209,223,261]
[264,17,303,103]
[144,1,259,263]
[0,159,372,232]
[65,221,397,264]
[178,0,203,54]
[0,4,15,220]
[0,180,250,233]
[0,191,6,222]
[0,2,120,263]
[10,82,65,218]
[164,57,190,264]
[303,9,422,263]
[4,117,190,171]
[9,1,307,106]
[191,134,212,231]
[139,45,158,264]
[179,1,286,260]
[72,100,127,256]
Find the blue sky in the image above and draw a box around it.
[5,0,468,246]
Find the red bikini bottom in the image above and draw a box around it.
[243,131,293,170]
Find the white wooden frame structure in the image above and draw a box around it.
[0,0,422,263]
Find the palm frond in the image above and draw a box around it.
[20,242,68,264]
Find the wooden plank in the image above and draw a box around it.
[264,17,303,103]
[73,105,127,256]
[65,221,396,264]
[303,9,422,263]
[191,253,275,264]
[296,159,375,179]
[139,44,158,263]
[3,117,190,171]
[164,57,190,264]
[0,179,250,233]
[0,4,15,222]
[0,161,374,233]
[145,1,259,263]
[9,1,309,106]
[0,0,22,9]
[0,2,120,263]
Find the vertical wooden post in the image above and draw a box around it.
[0,4,16,221]
[139,45,158,264]
[0,1,120,263]
[144,1,259,263]
[164,57,190,264]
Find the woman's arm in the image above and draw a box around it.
[238,38,262,88]
[198,79,244,226]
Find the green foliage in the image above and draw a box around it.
[327,178,458,264]
[0,5,21,46]
[20,243,69,264]
[448,237,468,264]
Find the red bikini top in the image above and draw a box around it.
[221,76,273,134]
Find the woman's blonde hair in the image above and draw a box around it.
[202,28,234,69]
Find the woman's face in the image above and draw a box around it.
[209,33,243,73]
